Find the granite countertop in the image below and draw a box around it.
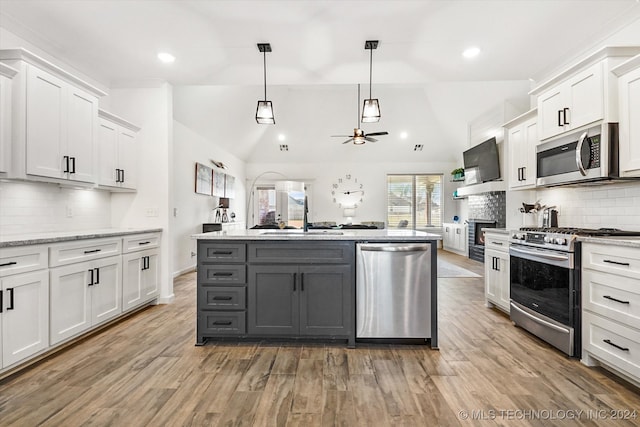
[482,228,510,235]
[192,228,441,242]
[577,235,640,249]
[0,228,163,248]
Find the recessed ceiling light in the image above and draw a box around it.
[414,144,423,151]
[157,52,175,63]
[279,144,289,151]
[400,131,408,139]
[462,47,481,59]
[278,134,286,141]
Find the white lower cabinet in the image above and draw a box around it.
[50,255,121,345]
[581,242,640,387]
[1,270,49,368]
[122,234,160,312]
[484,232,510,313]
[443,223,467,255]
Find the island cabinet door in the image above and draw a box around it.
[298,265,352,336]
[247,265,299,335]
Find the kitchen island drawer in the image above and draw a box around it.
[248,242,353,264]
[198,264,246,285]
[199,286,246,310]
[582,243,640,279]
[583,311,640,381]
[0,245,48,277]
[49,238,121,267]
[198,311,246,335]
[582,269,640,326]
[198,242,246,263]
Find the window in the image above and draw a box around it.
[387,174,442,230]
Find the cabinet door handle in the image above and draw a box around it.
[563,107,570,125]
[603,259,630,266]
[70,157,76,174]
[0,290,3,313]
[602,295,630,305]
[121,169,125,183]
[603,339,629,352]
[0,261,17,267]
[94,267,100,285]
[212,296,233,301]
[213,320,232,326]
[88,269,94,286]
[456,228,460,234]
[138,241,151,245]
[115,168,120,182]
[84,249,101,254]
[293,273,297,291]
[301,273,304,291]
[558,110,563,127]
[6,288,13,310]
[521,167,526,181]
[495,257,500,272]
[63,155,70,173]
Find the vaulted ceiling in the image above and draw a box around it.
[2,0,639,164]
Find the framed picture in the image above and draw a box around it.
[225,175,236,198]
[195,162,213,195]
[213,170,226,197]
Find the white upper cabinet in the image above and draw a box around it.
[97,110,140,190]
[0,63,18,176]
[0,48,106,184]
[613,54,640,177]
[531,46,640,141]
[505,109,537,190]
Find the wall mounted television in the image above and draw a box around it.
[462,137,500,184]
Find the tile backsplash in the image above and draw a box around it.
[536,181,640,231]
[468,191,506,228]
[0,181,111,236]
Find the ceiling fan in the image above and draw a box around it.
[331,84,389,145]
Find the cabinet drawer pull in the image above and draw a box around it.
[6,288,14,310]
[213,272,233,277]
[213,251,233,255]
[84,249,102,254]
[603,339,629,352]
[603,259,630,266]
[602,295,630,305]
[138,241,151,245]
[213,296,233,301]
[213,320,232,326]
[491,241,503,245]
[0,261,17,267]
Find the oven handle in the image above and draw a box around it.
[509,246,570,262]
[511,303,571,334]
[575,131,588,176]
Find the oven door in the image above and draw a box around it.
[509,244,574,326]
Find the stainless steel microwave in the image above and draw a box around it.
[536,123,629,187]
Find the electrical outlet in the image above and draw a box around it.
[173,208,178,217]
[66,206,73,217]
[145,207,158,217]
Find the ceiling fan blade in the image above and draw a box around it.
[331,135,351,137]
[366,131,389,136]
[365,137,378,142]
[341,138,355,144]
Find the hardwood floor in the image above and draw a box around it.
[1,249,639,426]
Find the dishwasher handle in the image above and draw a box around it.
[359,244,429,252]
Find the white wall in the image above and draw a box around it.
[172,121,246,276]
[246,161,459,229]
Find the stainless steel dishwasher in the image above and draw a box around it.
[356,243,431,338]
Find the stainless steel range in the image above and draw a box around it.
[509,227,640,357]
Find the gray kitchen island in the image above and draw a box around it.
[192,229,440,348]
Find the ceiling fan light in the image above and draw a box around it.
[255,100,275,124]
[353,136,366,145]
[361,99,381,123]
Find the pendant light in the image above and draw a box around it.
[256,43,275,124]
[361,40,380,123]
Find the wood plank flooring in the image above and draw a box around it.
[1,250,639,426]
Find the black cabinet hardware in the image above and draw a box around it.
[293,273,297,291]
[563,107,570,125]
[88,269,94,286]
[121,169,125,183]
[495,257,500,271]
[70,157,76,174]
[213,272,233,277]
[141,256,150,271]
[83,249,101,254]
[94,268,100,285]
[557,110,563,127]
[521,167,526,181]
[301,273,304,291]
[213,296,233,301]
[0,261,17,267]
[603,295,630,304]
[603,259,630,266]
[603,339,629,352]
[213,251,233,255]
[115,168,121,182]
[491,241,503,246]
[6,288,13,310]
[213,320,232,326]
[63,155,70,173]
[138,241,151,245]
[456,228,460,234]
[0,290,3,313]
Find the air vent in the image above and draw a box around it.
[279,144,289,151]
[414,144,423,151]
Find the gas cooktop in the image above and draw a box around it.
[518,227,640,237]
[511,227,640,252]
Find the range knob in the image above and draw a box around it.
[554,237,567,245]
[544,236,554,243]
[512,233,525,240]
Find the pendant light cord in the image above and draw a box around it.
[263,50,267,101]
[369,47,373,99]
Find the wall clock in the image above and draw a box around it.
[331,174,364,208]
